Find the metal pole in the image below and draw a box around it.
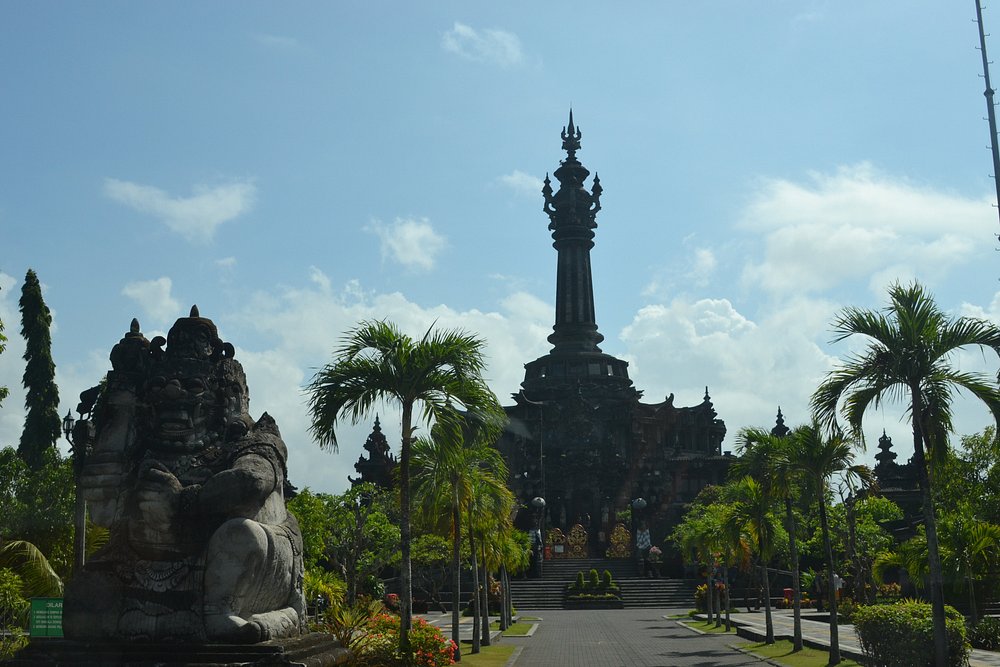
[975,0,1000,229]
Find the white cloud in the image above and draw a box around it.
[364,217,447,271]
[221,272,551,493]
[442,22,523,67]
[643,245,718,298]
[620,294,838,451]
[740,163,992,296]
[104,178,257,244]
[498,170,543,198]
[121,277,181,325]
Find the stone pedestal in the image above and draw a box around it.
[3,632,350,666]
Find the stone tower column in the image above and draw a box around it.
[543,110,605,355]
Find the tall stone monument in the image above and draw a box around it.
[497,114,731,570]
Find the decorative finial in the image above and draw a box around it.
[771,406,790,437]
[130,318,140,333]
[561,109,582,157]
[190,305,200,318]
[704,386,710,400]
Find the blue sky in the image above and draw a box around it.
[3,2,1000,494]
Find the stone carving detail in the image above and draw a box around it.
[63,308,305,643]
[566,523,589,559]
[605,523,632,559]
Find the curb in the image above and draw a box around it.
[502,645,524,667]
[693,613,868,664]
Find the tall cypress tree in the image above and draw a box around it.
[18,269,60,470]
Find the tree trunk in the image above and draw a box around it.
[399,403,414,659]
[786,497,802,652]
[707,563,715,623]
[451,489,462,661]
[968,571,979,628]
[819,492,840,665]
[468,510,480,654]
[723,562,731,632]
[480,553,491,646]
[499,565,510,630]
[762,563,774,644]
[913,390,948,667]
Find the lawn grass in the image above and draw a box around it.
[741,640,863,667]
[685,619,737,634]
[458,643,517,665]
[516,615,541,621]
[494,621,534,636]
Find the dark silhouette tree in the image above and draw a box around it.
[18,270,60,470]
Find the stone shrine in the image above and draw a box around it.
[7,309,347,666]
[496,114,732,570]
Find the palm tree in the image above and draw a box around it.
[412,424,508,660]
[723,476,780,644]
[0,539,63,599]
[812,281,1000,667]
[733,426,805,651]
[307,320,505,657]
[789,423,874,666]
[468,472,516,649]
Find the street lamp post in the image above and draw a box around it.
[63,410,87,574]
[631,497,647,576]
[531,496,546,578]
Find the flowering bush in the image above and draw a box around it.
[384,593,400,612]
[648,546,662,562]
[354,612,456,667]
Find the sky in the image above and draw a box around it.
[3,2,1000,495]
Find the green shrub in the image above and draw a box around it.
[971,617,1000,651]
[853,601,969,667]
[575,571,585,590]
[602,570,613,588]
[588,568,600,588]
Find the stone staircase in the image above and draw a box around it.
[509,558,697,610]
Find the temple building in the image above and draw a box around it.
[496,114,731,568]
[349,416,398,491]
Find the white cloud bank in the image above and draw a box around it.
[365,217,447,271]
[442,22,524,67]
[104,178,257,244]
[740,163,992,296]
[4,163,999,494]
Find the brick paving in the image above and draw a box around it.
[501,608,764,666]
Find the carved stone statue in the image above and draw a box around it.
[63,307,306,643]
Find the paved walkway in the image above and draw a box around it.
[420,607,1000,666]
[495,608,765,666]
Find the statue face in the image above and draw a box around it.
[145,361,222,452]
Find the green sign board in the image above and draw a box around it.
[29,597,63,638]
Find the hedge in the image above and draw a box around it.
[852,601,969,667]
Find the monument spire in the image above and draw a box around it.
[543,110,605,354]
